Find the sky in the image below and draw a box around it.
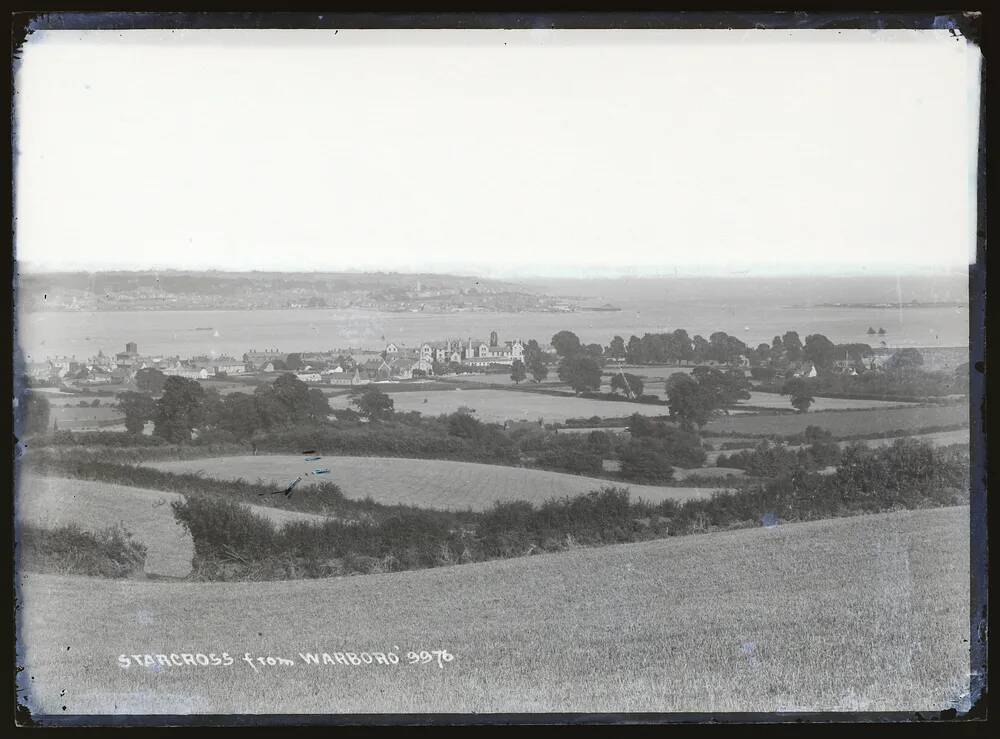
[13,28,982,279]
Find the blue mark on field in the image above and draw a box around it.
[762,512,779,528]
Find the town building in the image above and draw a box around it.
[243,348,287,370]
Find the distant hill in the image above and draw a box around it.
[16,270,561,313]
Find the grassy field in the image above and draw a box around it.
[147,456,720,510]
[47,405,124,431]
[736,391,919,412]
[703,403,968,437]
[16,506,971,715]
[444,373,564,387]
[15,476,328,578]
[329,388,672,424]
[847,429,969,449]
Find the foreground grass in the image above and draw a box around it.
[15,476,328,578]
[147,455,720,511]
[17,506,970,715]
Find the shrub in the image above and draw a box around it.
[18,523,147,578]
[619,439,674,483]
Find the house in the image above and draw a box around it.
[162,364,210,380]
[25,362,55,381]
[243,348,287,370]
[329,367,369,387]
[110,367,134,384]
[295,372,323,383]
[213,361,246,376]
[411,357,434,375]
[793,362,818,379]
[375,358,413,381]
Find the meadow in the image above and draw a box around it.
[328,388,672,424]
[15,476,327,578]
[47,405,124,431]
[735,391,919,412]
[17,506,971,714]
[147,455,721,511]
[703,403,968,437]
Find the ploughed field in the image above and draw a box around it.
[15,476,328,578]
[17,506,971,714]
[147,456,721,511]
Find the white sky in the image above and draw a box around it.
[13,28,981,278]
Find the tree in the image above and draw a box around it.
[19,392,51,435]
[619,439,674,483]
[690,366,751,407]
[510,359,527,385]
[669,329,694,361]
[781,378,814,413]
[134,367,167,395]
[307,388,331,422]
[625,335,644,364]
[116,391,157,434]
[285,353,304,371]
[782,331,803,362]
[608,335,626,360]
[803,334,838,371]
[888,348,924,373]
[878,327,887,335]
[217,392,262,439]
[665,373,713,430]
[557,355,602,394]
[529,360,548,383]
[271,373,313,422]
[154,376,205,442]
[550,330,582,358]
[431,359,448,376]
[583,343,605,360]
[691,335,710,361]
[448,412,483,439]
[610,372,644,400]
[867,326,877,335]
[626,414,706,467]
[352,387,394,421]
[523,339,544,366]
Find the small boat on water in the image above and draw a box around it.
[195,327,214,331]
[313,468,331,475]
[304,456,321,461]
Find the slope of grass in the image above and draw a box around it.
[15,476,328,578]
[147,455,720,511]
[16,506,970,715]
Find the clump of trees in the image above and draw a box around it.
[552,331,603,394]
[781,378,815,413]
[665,367,751,430]
[610,372,644,400]
[351,386,394,421]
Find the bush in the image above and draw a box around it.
[19,523,147,578]
[171,495,463,581]
[619,439,674,483]
[625,414,707,467]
